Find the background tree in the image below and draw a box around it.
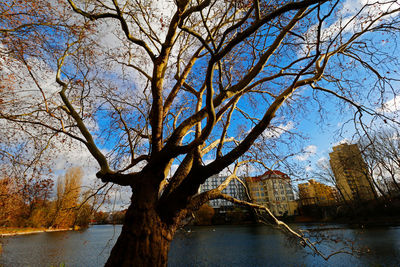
[0,176,25,226]
[1,0,400,265]
[74,203,93,228]
[50,166,83,228]
[0,165,100,229]
[0,172,54,227]
[193,203,215,225]
[359,129,400,199]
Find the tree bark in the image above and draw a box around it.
[105,191,174,266]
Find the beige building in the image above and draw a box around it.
[298,179,338,206]
[246,170,297,216]
[329,143,375,202]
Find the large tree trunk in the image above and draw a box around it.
[105,202,174,267]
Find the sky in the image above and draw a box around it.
[2,0,400,209]
[289,88,400,183]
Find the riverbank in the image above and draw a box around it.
[0,227,74,237]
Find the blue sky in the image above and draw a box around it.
[83,0,400,188]
[2,0,400,210]
[60,0,400,192]
[287,86,400,185]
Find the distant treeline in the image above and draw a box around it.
[93,210,127,225]
[0,167,96,229]
[298,196,400,224]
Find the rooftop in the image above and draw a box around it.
[247,170,290,181]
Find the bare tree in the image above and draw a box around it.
[359,129,400,198]
[313,158,353,209]
[1,0,400,265]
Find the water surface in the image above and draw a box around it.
[1,224,399,266]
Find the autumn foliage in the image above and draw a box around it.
[0,167,93,229]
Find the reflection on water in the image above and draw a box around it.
[1,224,400,266]
[0,225,120,267]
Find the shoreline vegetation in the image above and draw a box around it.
[1,168,98,235]
[0,227,80,237]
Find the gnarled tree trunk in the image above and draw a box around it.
[105,203,176,266]
[105,176,178,267]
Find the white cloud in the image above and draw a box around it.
[317,157,327,165]
[101,185,132,211]
[261,121,294,139]
[300,0,400,55]
[332,138,350,147]
[306,145,317,153]
[341,0,400,16]
[378,95,400,113]
[295,145,317,161]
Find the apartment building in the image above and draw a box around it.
[298,179,338,206]
[329,143,375,201]
[246,170,297,216]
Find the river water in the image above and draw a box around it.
[1,224,399,266]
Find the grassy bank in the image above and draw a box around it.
[0,227,74,237]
